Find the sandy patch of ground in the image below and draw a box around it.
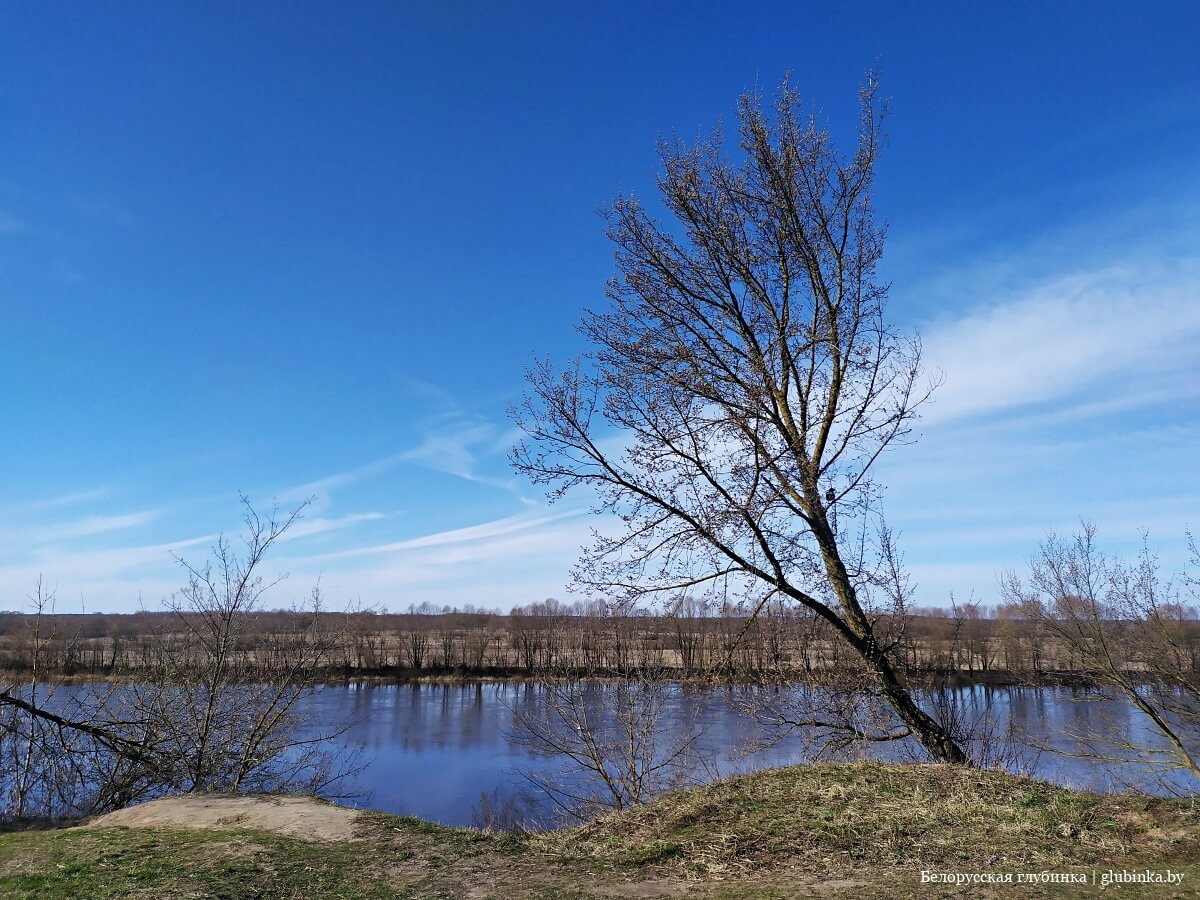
[85,794,361,842]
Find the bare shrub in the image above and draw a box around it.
[0,497,361,821]
[1002,524,1200,793]
[509,667,711,820]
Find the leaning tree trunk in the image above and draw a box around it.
[812,512,973,766]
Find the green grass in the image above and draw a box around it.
[0,826,404,899]
[3,762,1200,898]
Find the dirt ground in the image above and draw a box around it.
[85,794,362,843]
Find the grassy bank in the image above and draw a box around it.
[2,761,1198,898]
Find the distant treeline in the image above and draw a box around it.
[5,597,1199,685]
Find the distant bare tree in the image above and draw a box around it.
[667,595,710,676]
[511,75,969,764]
[405,628,430,670]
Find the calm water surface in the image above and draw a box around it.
[298,682,1193,825]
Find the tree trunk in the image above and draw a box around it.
[868,643,972,765]
[814,512,973,766]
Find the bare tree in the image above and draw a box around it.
[511,75,969,764]
[1001,524,1200,792]
[0,581,160,819]
[1,497,359,821]
[510,667,708,819]
[1,579,76,819]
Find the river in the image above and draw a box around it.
[295,682,1197,826]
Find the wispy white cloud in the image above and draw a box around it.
[276,505,594,609]
[399,416,519,492]
[400,420,492,478]
[12,509,161,544]
[388,374,522,491]
[0,533,218,612]
[877,220,1200,604]
[1,487,111,513]
[276,512,387,543]
[920,258,1200,424]
[0,510,389,612]
[273,378,521,507]
[273,455,409,508]
[387,372,462,409]
[308,506,586,561]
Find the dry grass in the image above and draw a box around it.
[541,760,1200,880]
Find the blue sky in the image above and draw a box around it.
[2,1,1198,614]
